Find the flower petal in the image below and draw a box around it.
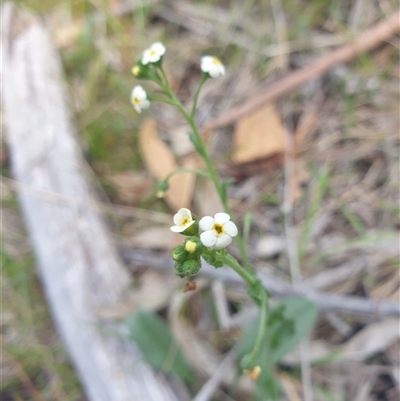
[151,42,166,55]
[200,230,217,247]
[173,213,182,225]
[209,69,219,78]
[179,208,192,218]
[224,221,238,237]
[214,234,232,249]
[199,216,214,231]
[214,212,230,225]
[141,99,150,110]
[170,225,184,233]
[133,104,141,113]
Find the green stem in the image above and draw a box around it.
[223,254,258,288]
[190,73,207,118]
[157,66,253,271]
[148,95,177,106]
[249,290,267,363]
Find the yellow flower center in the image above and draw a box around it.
[149,49,157,56]
[212,57,221,65]
[132,96,140,105]
[185,241,197,253]
[212,223,224,236]
[180,216,190,226]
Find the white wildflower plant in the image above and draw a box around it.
[199,213,238,249]
[141,41,166,65]
[129,42,317,385]
[130,85,150,113]
[170,208,195,233]
[200,55,225,78]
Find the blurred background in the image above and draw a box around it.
[1,0,399,400]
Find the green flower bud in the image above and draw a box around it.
[171,245,187,262]
[131,59,161,84]
[156,180,169,198]
[173,258,201,278]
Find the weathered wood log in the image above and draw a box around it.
[1,4,180,401]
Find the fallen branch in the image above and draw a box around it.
[1,4,178,401]
[203,9,400,131]
[120,248,400,317]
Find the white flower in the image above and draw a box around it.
[142,42,166,65]
[199,212,238,249]
[200,56,225,78]
[130,85,150,113]
[170,208,195,233]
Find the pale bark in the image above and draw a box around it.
[1,4,180,400]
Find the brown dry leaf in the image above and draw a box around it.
[139,119,195,210]
[193,178,223,217]
[339,318,400,361]
[105,170,151,204]
[232,104,285,164]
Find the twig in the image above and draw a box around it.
[1,177,170,224]
[203,9,400,131]
[120,248,400,317]
[192,350,237,401]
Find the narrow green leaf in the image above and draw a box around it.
[124,309,194,383]
[269,297,318,363]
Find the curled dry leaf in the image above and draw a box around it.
[139,119,195,210]
[232,104,285,164]
[105,170,152,204]
[283,318,400,365]
[339,318,400,362]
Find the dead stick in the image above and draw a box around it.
[120,248,400,317]
[203,10,400,131]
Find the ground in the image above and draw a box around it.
[1,0,399,400]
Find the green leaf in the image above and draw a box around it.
[124,309,194,383]
[246,280,265,306]
[236,297,318,400]
[268,297,318,363]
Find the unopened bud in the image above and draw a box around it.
[184,237,202,255]
[243,366,261,381]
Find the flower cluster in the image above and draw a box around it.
[130,42,225,113]
[169,208,237,278]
